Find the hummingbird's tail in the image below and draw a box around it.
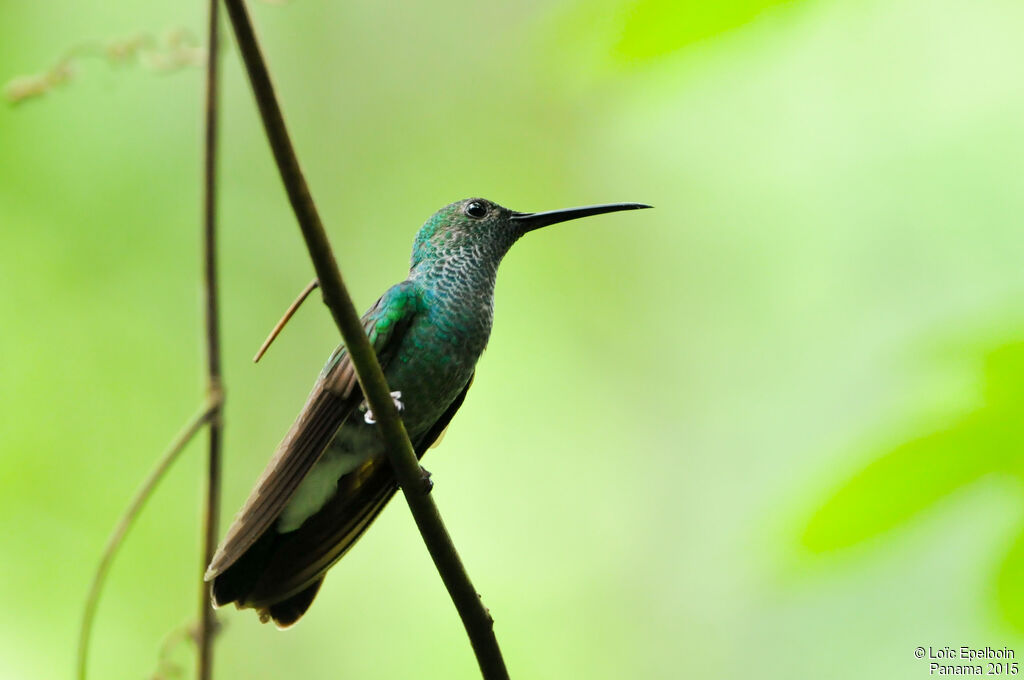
[262,577,324,628]
[209,453,399,628]
[208,374,476,627]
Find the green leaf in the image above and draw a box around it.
[801,413,1018,552]
[615,0,798,61]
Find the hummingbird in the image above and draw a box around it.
[204,197,650,627]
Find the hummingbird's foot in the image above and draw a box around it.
[420,466,434,494]
[363,391,404,424]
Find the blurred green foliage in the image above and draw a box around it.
[616,0,798,60]
[2,0,1024,679]
[802,339,1024,629]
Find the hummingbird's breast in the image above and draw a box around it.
[387,297,489,434]
[379,268,492,434]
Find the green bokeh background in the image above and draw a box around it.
[3,0,1024,678]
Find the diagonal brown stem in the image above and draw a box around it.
[253,278,319,363]
[76,401,218,680]
[220,1,509,677]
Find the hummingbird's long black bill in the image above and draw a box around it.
[511,202,652,232]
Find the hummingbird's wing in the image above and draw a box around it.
[205,282,421,581]
[241,371,475,623]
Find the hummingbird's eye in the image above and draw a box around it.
[465,201,488,219]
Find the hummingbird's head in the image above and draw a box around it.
[409,198,519,272]
[409,197,651,273]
